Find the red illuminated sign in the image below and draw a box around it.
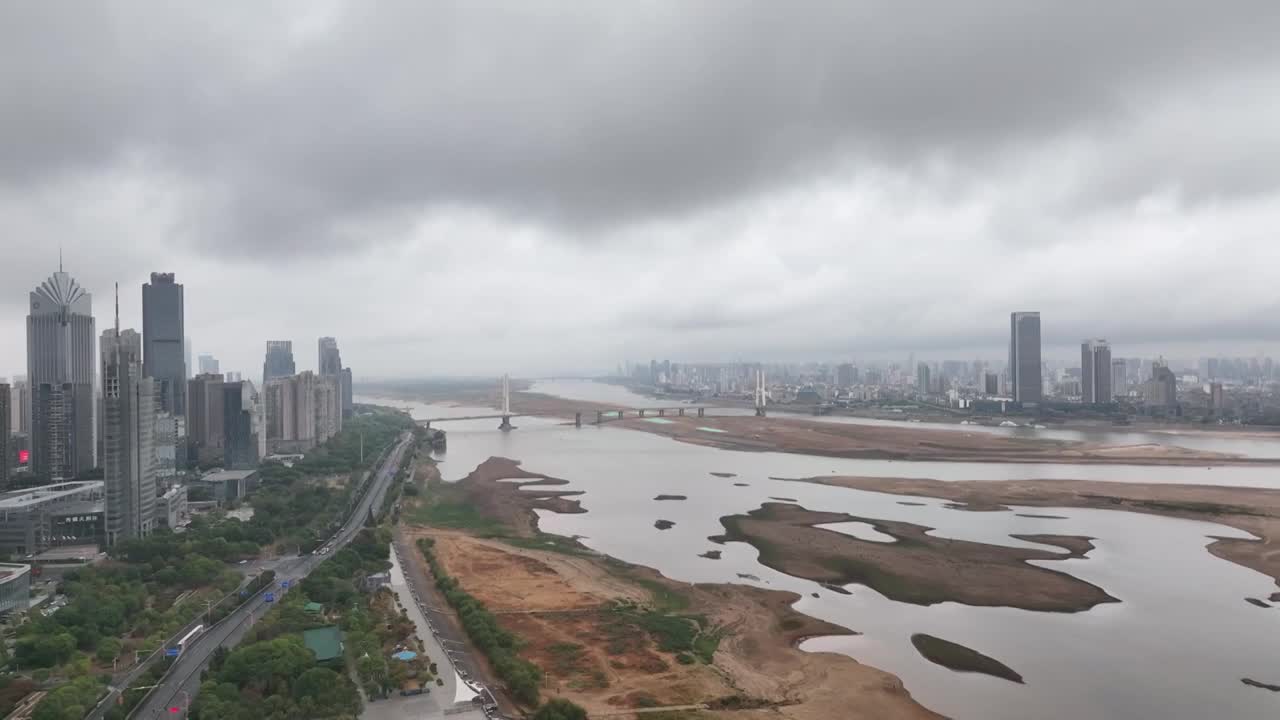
[18,450,29,465]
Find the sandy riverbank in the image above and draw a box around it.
[616,414,1278,466]
[402,457,943,720]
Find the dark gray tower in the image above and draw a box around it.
[318,337,342,377]
[222,381,258,470]
[263,341,296,385]
[1081,339,1113,404]
[143,272,186,416]
[27,268,96,480]
[1009,312,1042,405]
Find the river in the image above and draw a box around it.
[357,381,1280,720]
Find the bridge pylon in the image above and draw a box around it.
[755,369,768,417]
[499,374,515,431]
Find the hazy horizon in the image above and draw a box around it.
[5,2,1280,378]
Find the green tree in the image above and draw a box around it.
[95,637,123,664]
[531,698,589,720]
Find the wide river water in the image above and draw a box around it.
[358,380,1280,719]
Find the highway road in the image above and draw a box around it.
[121,432,414,719]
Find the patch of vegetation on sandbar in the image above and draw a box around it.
[655,519,676,530]
[910,634,1023,684]
[655,494,688,501]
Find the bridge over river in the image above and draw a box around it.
[414,373,768,432]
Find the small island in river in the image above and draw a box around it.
[911,634,1024,684]
[712,502,1115,612]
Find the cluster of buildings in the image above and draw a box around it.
[1,265,356,558]
[625,311,1266,419]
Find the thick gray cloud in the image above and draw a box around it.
[3,1,1280,377]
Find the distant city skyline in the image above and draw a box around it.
[6,267,1279,381]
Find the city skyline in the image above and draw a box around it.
[5,264,1280,380]
[5,4,1280,377]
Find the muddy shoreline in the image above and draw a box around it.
[405,456,943,719]
[613,414,1279,466]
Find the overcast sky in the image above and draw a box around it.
[4,2,1280,379]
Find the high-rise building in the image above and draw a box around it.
[340,368,353,419]
[1145,361,1178,409]
[198,354,219,375]
[984,372,1000,395]
[837,363,855,387]
[1209,382,1226,414]
[9,379,30,436]
[319,337,353,419]
[28,268,96,480]
[184,337,193,380]
[222,381,260,470]
[318,337,342,376]
[294,371,318,445]
[315,375,342,443]
[101,326,157,545]
[1008,312,1042,405]
[264,371,342,452]
[142,272,186,417]
[153,413,181,480]
[264,378,295,447]
[263,341,296,384]
[0,383,10,490]
[1081,339,1113,404]
[1111,359,1127,400]
[916,362,931,394]
[187,373,226,463]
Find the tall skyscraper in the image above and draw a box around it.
[187,373,226,463]
[263,341,296,384]
[916,362,931,394]
[340,367,353,419]
[142,273,186,417]
[1081,339,1113,404]
[0,383,10,490]
[198,354,220,374]
[28,268,96,480]
[836,363,855,387]
[315,374,342,442]
[101,324,157,545]
[1111,359,1127,400]
[1146,361,1178,408]
[318,337,352,418]
[1008,312,1042,405]
[318,337,342,376]
[222,380,260,470]
[184,337,193,379]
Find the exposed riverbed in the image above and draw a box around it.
[358,381,1280,720]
